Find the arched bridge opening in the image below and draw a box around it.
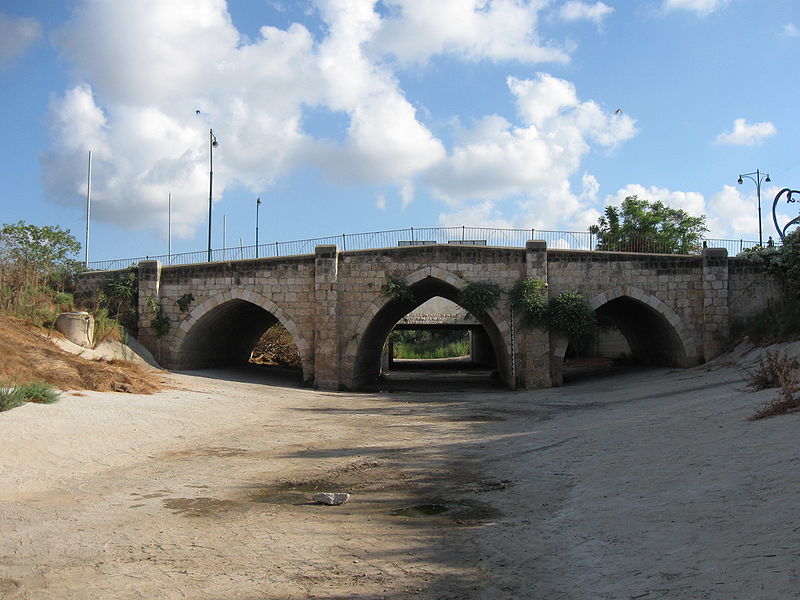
[552,290,691,385]
[350,276,511,392]
[173,298,305,383]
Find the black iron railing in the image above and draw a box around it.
[86,226,761,271]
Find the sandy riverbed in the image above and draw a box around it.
[1,350,799,599]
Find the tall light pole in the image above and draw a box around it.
[168,192,172,264]
[84,150,92,266]
[738,169,771,246]
[207,128,218,262]
[255,196,261,258]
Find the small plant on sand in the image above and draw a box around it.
[745,350,800,391]
[748,368,800,421]
[0,386,25,412]
[0,380,59,411]
[16,381,60,404]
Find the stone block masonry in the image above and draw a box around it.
[76,243,781,391]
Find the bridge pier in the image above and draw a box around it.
[313,245,340,389]
[514,241,552,388]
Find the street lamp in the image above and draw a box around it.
[255,196,262,258]
[207,128,218,262]
[738,169,771,246]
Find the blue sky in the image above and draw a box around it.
[1,0,797,263]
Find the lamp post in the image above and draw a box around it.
[255,197,261,258]
[84,150,92,267]
[738,169,771,246]
[207,128,218,262]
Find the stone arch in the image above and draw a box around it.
[342,267,513,390]
[168,288,310,378]
[551,285,698,384]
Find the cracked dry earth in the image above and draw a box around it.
[1,362,799,599]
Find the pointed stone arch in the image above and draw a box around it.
[341,266,513,390]
[167,288,309,377]
[549,285,699,385]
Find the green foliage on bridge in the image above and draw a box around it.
[737,229,800,341]
[511,277,596,343]
[457,281,502,316]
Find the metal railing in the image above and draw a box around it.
[86,226,762,271]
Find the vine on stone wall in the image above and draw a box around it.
[457,281,502,316]
[145,294,170,337]
[381,274,416,304]
[510,277,548,328]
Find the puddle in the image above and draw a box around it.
[163,497,237,517]
[390,503,451,517]
[389,500,499,522]
[250,480,347,505]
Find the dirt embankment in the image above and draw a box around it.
[0,314,164,394]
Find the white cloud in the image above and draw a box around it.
[428,73,636,230]
[373,0,569,64]
[558,1,614,25]
[375,193,387,210]
[663,0,730,16]
[714,118,777,146]
[0,12,41,69]
[400,182,415,210]
[606,184,706,217]
[602,182,773,242]
[438,200,514,229]
[784,23,800,38]
[41,0,623,239]
[706,185,758,240]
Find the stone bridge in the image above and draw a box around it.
[76,242,779,390]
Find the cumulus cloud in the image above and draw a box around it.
[558,1,614,26]
[663,0,730,15]
[41,0,624,239]
[429,73,636,229]
[784,23,800,38]
[714,118,777,146]
[602,182,776,241]
[374,0,569,64]
[0,12,41,69]
[605,184,706,218]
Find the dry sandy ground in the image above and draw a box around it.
[1,353,799,599]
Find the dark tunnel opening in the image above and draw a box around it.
[176,299,303,383]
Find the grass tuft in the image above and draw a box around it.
[0,380,59,412]
[0,386,25,412]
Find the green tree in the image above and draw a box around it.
[589,196,707,254]
[0,221,82,289]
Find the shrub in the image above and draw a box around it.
[748,368,800,420]
[548,291,597,345]
[745,350,800,391]
[92,307,123,346]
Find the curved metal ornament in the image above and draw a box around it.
[772,188,800,241]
